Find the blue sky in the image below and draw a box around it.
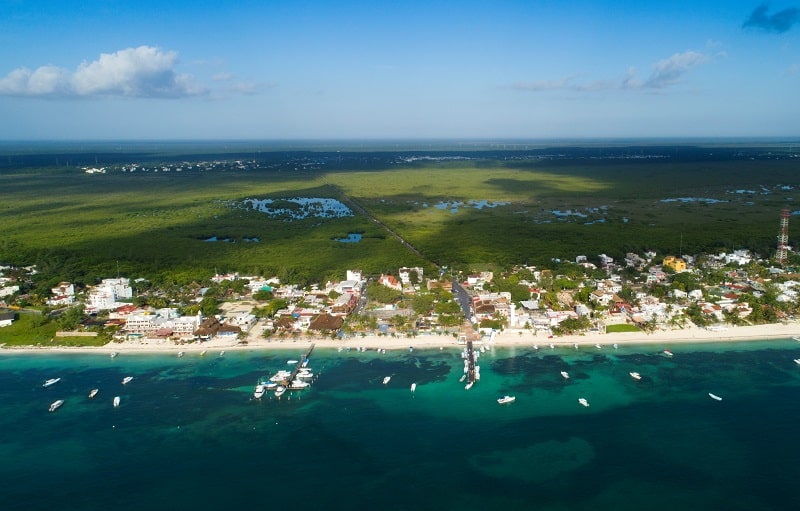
[1,0,798,140]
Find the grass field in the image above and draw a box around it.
[2,144,798,284]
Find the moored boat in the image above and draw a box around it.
[663,350,674,357]
[578,397,590,407]
[113,396,120,407]
[254,384,266,399]
[274,386,286,397]
[122,376,133,385]
[630,372,642,381]
[110,351,118,358]
[794,358,800,365]
[497,395,516,404]
[88,388,99,399]
[177,351,184,358]
[42,378,61,387]
[382,376,391,385]
[560,371,570,379]
[49,399,64,412]
[465,381,474,390]
[200,350,207,356]
[411,383,417,393]
[709,393,722,401]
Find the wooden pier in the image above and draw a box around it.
[283,343,315,385]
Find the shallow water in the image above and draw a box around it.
[3,340,800,510]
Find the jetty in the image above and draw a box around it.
[283,343,315,385]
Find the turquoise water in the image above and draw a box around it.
[3,340,800,510]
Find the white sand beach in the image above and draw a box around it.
[4,321,800,355]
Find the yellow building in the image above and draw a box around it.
[663,255,687,272]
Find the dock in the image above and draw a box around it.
[281,343,316,386]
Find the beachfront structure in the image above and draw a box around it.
[125,310,203,339]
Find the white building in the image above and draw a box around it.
[87,278,133,312]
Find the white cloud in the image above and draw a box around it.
[0,46,207,98]
[513,50,709,93]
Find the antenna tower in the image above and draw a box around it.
[776,208,790,266]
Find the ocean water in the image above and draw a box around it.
[3,340,800,511]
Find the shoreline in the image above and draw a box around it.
[2,322,799,355]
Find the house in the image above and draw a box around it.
[0,311,15,327]
[663,256,687,272]
[398,267,423,285]
[378,274,402,291]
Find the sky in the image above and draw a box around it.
[0,0,798,140]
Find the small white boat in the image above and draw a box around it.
[88,388,99,399]
[110,351,118,358]
[274,386,286,397]
[177,351,184,358]
[113,396,120,408]
[465,381,474,390]
[595,343,602,349]
[550,343,554,349]
[287,360,299,364]
[411,383,416,393]
[382,376,391,385]
[578,398,590,407]
[42,378,61,388]
[254,384,266,399]
[200,350,207,356]
[613,343,618,349]
[560,371,570,380]
[793,336,800,342]
[49,399,64,412]
[663,350,674,357]
[122,376,133,385]
[497,395,516,404]
[629,372,642,381]
[793,358,800,365]
[459,374,466,383]
[574,343,579,350]
[709,393,722,401]
[219,350,225,356]
[533,344,539,350]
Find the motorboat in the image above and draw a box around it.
[287,359,299,365]
[794,358,800,365]
[663,350,674,357]
[254,384,266,399]
[49,399,64,412]
[459,374,467,383]
[88,388,99,399]
[560,371,570,379]
[550,343,554,349]
[200,350,207,356]
[629,372,642,381]
[595,343,602,349]
[113,396,120,407]
[289,380,310,389]
[410,383,417,393]
[383,376,391,385]
[42,378,61,388]
[219,350,225,356]
[533,344,539,350]
[708,393,722,401]
[274,386,286,397]
[613,343,618,349]
[177,351,184,358]
[497,395,516,404]
[122,376,133,385]
[110,351,118,358]
[578,398,590,407]
[464,381,474,390]
[574,343,579,350]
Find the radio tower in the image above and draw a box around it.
[776,208,790,266]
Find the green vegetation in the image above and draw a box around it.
[2,146,798,287]
[0,313,59,346]
[605,324,642,333]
